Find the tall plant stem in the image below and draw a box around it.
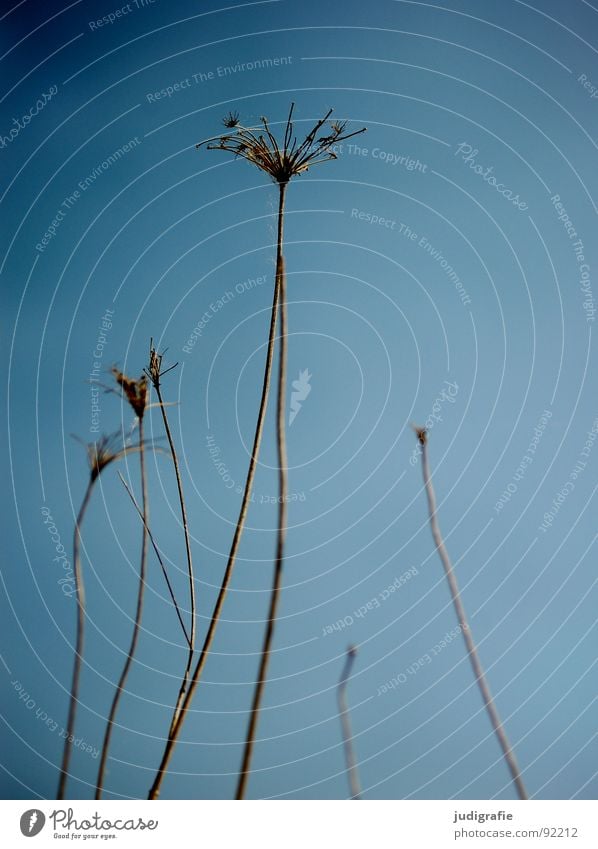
[417,430,528,800]
[153,382,196,729]
[118,472,191,648]
[235,181,289,800]
[148,181,288,800]
[338,646,362,800]
[57,477,95,799]
[95,421,149,799]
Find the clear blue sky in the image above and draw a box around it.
[2,0,596,800]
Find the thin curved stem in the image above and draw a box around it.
[338,646,361,800]
[118,471,190,648]
[153,381,196,729]
[57,477,95,800]
[95,420,149,799]
[147,182,288,800]
[235,181,288,800]
[418,430,528,800]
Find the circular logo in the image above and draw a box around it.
[19,810,45,837]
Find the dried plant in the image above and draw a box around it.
[57,432,143,800]
[118,471,191,648]
[196,103,366,184]
[110,367,147,419]
[413,426,528,800]
[144,343,196,732]
[338,645,362,800]
[95,371,149,799]
[233,107,365,801]
[148,104,365,800]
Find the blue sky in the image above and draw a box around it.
[2,0,597,800]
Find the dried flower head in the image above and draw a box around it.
[88,433,121,480]
[330,120,347,135]
[222,110,240,128]
[73,432,126,481]
[144,339,178,391]
[111,367,147,418]
[196,103,366,184]
[72,430,152,481]
[413,424,428,446]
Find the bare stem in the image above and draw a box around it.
[235,181,288,800]
[147,182,288,800]
[95,420,149,799]
[118,471,190,648]
[338,645,362,800]
[416,428,528,800]
[57,477,95,800]
[153,381,196,729]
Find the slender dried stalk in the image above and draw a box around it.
[57,433,142,799]
[414,426,528,800]
[96,377,149,800]
[57,477,95,800]
[118,471,190,648]
[197,103,366,800]
[148,106,366,799]
[145,349,196,731]
[338,645,361,800]
[147,183,287,800]
[235,182,288,799]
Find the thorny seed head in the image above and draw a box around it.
[413,424,428,446]
[222,110,240,128]
[111,367,147,419]
[196,102,366,184]
[330,120,347,135]
[79,432,128,481]
[144,339,178,390]
[74,430,157,482]
[146,346,163,389]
